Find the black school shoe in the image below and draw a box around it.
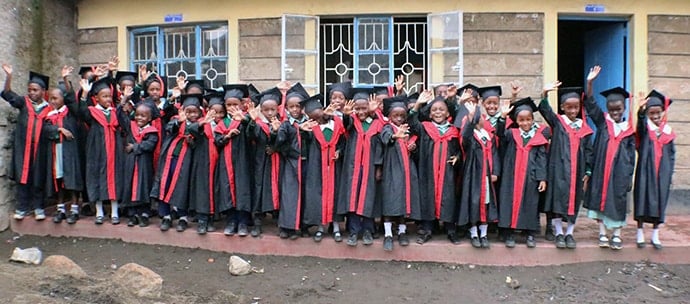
[251,224,262,237]
[526,235,536,248]
[447,233,461,245]
[94,216,104,225]
[197,220,208,235]
[139,215,150,227]
[471,237,481,248]
[237,224,249,237]
[505,234,516,248]
[565,234,576,249]
[176,219,188,232]
[651,240,663,250]
[224,222,237,236]
[53,212,66,223]
[555,234,566,249]
[279,229,290,239]
[347,233,358,246]
[127,215,140,227]
[66,213,79,224]
[362,230,374,245]
[206,220,216,233]
[398,233,410,246]
[160,218,172,231]
[545,225,555,241]
[313,231,324,242]
[416,233,432,244]
[480,236,490,249]
[383,236,394,251]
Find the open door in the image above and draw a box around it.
[282,14,320,94]
[427,11,463,87]
[584,22,629,117]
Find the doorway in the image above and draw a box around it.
[558,18,630,112]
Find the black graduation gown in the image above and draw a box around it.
[336,115,384,218]
[150,120,194,208]
[582,96,636,222]
[274,119,306,230]
[633,111,675,224]
[1,90,51,187]
[121,121,158,207]
[302,117,346,226]
[539,98,594,223]
[78,100,127,202]
[187,122,218,215]
[379,123,421,219]
[214,117,252,214]
[247,118,280,214]
[498,126,549,231]
[408,112,461,223]
[458,113,500,226]
[42,91,83,196]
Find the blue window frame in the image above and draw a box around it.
[129,23,228,91]
[353,16,394,87]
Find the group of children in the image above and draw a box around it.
[3,58,675,251]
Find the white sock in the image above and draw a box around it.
[70,204,79,214]
[637,228,645,243]
[479,224,488,237]
[179,216,188,222]
[469,226,478,238]
[613,229,621,237]
[398,224,407,235]
[110,201,119,218]
[599,222,606,236]
[57,203,66,213]
[652,228,660,244]
[384,222,393,237]
[333,223,341,233]
[566,222,575,236]
[317,224,325,232]
[163,215,172,220]
[552,218,563,235]
[96,201,104,218]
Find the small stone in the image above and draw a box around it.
[208,258,215,263]
[228,255,252,276]
[468,264,476,269]
[112,263,163,298]
[42,255,88,279]
[110,264,118,270]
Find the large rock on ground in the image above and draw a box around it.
[42,255,88,279]
[112,263,163,298]
[228,255,252,276]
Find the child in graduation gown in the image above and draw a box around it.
[216,84,253,237]
[634,90,675,250]
[408,91,462,245]
[326,81,352,118]
[499,97,549,248]
[300,95,347,243]
[379,95,420,251]
[45,69,84,224]
[42,70,81,223]
[150,94,202,232]
[539,82,594,249]
[274,83,310,239]
[188,93,224,234]
[338,88,385,247]
[78,76,127,225]
[582,66,636,250]
[458,104,501,249]
[121,102,159,227]
[246,87,284,237]
[1,66,51,220]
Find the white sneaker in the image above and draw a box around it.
[34,209,46,221]
[13,211,28,220]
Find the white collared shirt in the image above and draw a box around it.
[561,115,582,130]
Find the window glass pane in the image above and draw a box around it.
[202,25,228,57]
[357,17,390,51]
[163,26,196,59]
[357,53,390,85]
[201,59,227,90]
[133,31,158,62]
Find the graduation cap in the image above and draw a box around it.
[205,90,225,107]
[251,87,283,106]
[373,86,391,98]
[185,79,205,92]
[286,82,310,101]
[28,71,49,89]
[78,66,95,78]
[420,96,457,122]
[382,95,408,117]
[223,84,250,100]
[508,97,537,122]
[477,85,502,100]
[459,83,480,98]
[248,83,260,97]
[558,87,583,103]
[115,71,137,84]
[89,77,113,97]
[646,89,672,110]
[327,82,352,99]
[300,94,324,114]
[351,87,371,102]
[137,100,161,120]
[180,94,203,108]
[599,87,629,103]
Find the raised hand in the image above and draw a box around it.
[459,88,472,103]
[500,99,513,118]
[543,81,562,93]
[171,87,182,99]
[61,66,74,78]
[416,90,434,105]
[138,64,150,82]
[300,119,317,132]
[2,64,12,75]
[447,85,458,99]
[394,124,409,139]
[323,103,336,116]
[394,74,405,94]
[122,86,134,98]
[95,64,109,78]
[342,100,355,116]
[108,56,120,72]
[246,102,259,121]
[203,109,217,124]
[586,65,602,83]
[176,75,187,92]
[276,80,292,93]
[510,81,523,97]
[177,107,187,123]
[368,94,379,113]
[228,106,245,121]
[80,79,92,93]
[637,91,648,109]
[270,117,281,131]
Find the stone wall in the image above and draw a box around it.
[0,0,79,231]
[238,18,282,90]
[648,15,690,189]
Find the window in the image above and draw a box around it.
[282,12,462,96]
[130,23,228,91]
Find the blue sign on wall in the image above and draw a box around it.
[164,14,183,23]
[585,4,605,13]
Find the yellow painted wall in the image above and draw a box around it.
[77,0,690,97]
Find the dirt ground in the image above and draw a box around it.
[0,230,689,304]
